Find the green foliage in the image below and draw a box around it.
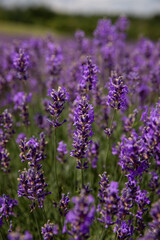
[0,6,160,39]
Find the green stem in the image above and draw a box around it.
[100,228,107,240]
[54,128,59,199]
[33,209,42,240]
[0,230,4,240]
[74,162,77,193]
[104,109,116,169]
[42,207,47,222]
[81,167,84,189]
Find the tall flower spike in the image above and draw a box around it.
[0,195,18,229]
[138,199,160,240]
[0,109,14,146]
[63,189,95,240]
[57,141,68,163]
[97,173,120,227]
[45,41,63,88]
[48,87,69,128]
[135,188,150,235]
[13,91,32,126]
[13,48,30,80]
[107,71,128,111]
[19,133,46,169]
[86,141,99,168]
[70,96,94,169]
[0,109,15,172]
[18,167,51,211]
[59,193,70,216]
[79,56,99,93]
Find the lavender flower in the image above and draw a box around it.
[117,175,138,220]
[122,109,138,132]
[71,96,94,169]
[13,92,32,126]
[13,48,30,80]
[138,199,160,240]
[0,146,10,172]
[97,173,119,227]
[135,188,150,235]
[19,134,46,169]
[117,130,149,179]
[0,109,14,172]
[140,100,160,166]
[48,87,69,127]
[106,71,128,111]
[63,189,95,240]
[79,57,99,92]
[18,167,50,211]
[114,220,134,240]
[45,41,63,88]
[16,133,26,144]
[149,171,160,194]
[59,193,70,216]
[0,195,17,228]
[8,230,33,240]
[86,141,99,168]
[0,109,14,145]
[41,220,58,240]
[57,141,68,163]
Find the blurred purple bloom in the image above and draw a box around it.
[8,230,33,240]
[41,220,58,240]
[57,141,68,163]
[16,133,26,144]
[0,195,17,228]
[13,92,32,126]
[63,189,95,240]
[13,48,30,80]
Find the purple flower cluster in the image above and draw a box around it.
[107,71,128,111]
[79,57,99,92]
[13,92,32,126]
[41,220,58,240]
[0,109,14,172]
[97,172,120,227]
[48,87,69,127]
[57,141,68,163]
[59,193,70,216]
[138,199,160,240]
[122,109,138,132]
[13,48,30,81]
[63,189,95,240]
[18,133,50,210]
[0,195,17,229]
[86,141,99,168]
[71,96,94,169]
[8,230,33,240]
[45,41,63,88]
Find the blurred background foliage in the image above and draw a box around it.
[0,6,160,39]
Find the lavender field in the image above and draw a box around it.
[0,17,160,240]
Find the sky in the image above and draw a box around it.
[0,0,160,16]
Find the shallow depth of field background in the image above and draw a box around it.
[0,0,159,39]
